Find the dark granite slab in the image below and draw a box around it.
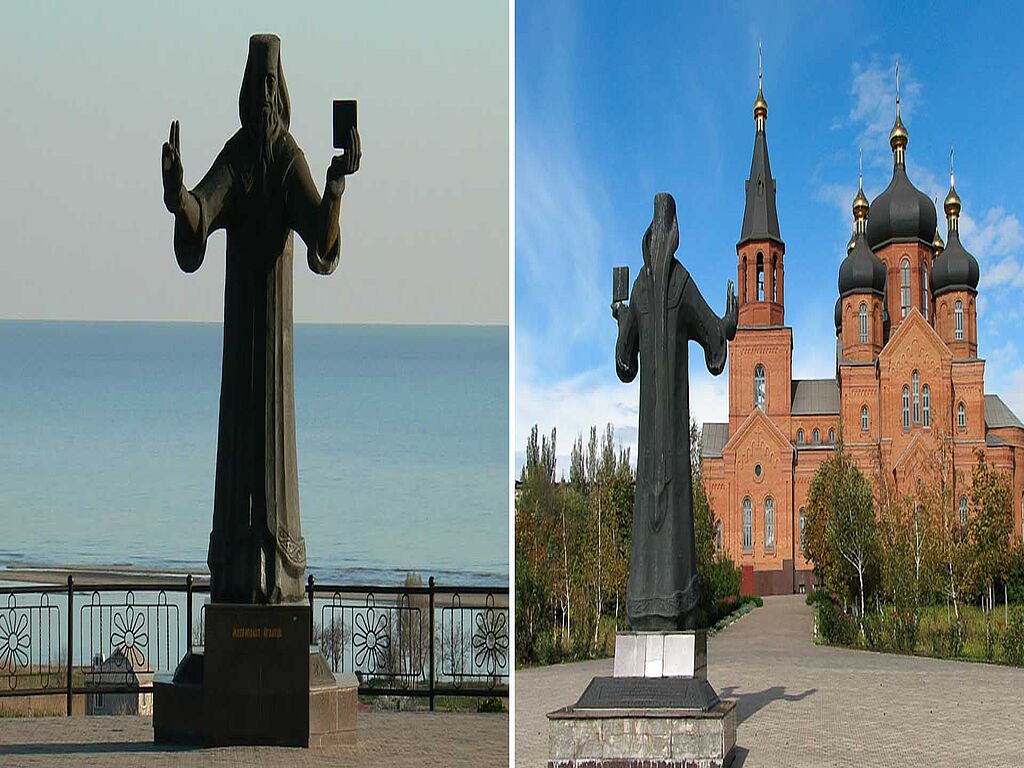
[572,676,721,712]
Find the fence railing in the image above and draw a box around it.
[0,574,508,714]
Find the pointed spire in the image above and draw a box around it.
[739,42,781,248]
[853,147,869,227]
[889,58,908,162]
[944,144,962,231]
[753,41,768,130]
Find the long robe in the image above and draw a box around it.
[173,128,337,604]
[615,201,730,630]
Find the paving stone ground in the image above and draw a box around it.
[515,595,1024,767]
[0,710,508,767]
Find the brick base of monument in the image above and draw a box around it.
[547,631,735,767]
[153,603,357,747]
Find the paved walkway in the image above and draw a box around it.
[0,710,508,767]
[516,595,1024,767]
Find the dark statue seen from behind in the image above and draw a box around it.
[613,192,737,631]
[161,34,361,604]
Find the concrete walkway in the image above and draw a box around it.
[0,710,508,767]
[515,595,1024,767]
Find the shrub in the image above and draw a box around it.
[817,602,857,646]
[708,555,742,604]
[477,697,506,713]
[1007,545,1024,604]
[926,622,963,659]
[862,610,889,650]
[1002,610,1024,666]
[805,588,835,607]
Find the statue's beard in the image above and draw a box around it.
[254,105,281,170]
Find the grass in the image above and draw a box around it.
[815,599,1024,666]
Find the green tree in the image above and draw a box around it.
[806,443,880,632]
[969,450,1014,652]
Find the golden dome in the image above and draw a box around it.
[932,228,944,251]
[753,86,768,121]
[852,185,870,220]
[889,112,908,151]
[944,183,961,219]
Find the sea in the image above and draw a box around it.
[0,321,509,588]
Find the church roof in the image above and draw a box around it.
[865,164,937,250]
[791,379,840,415]
[931,229,979,296]
[701,422,730,458]
[985,394,1024,430]
[738,127,783,247]
[838,232,887,297]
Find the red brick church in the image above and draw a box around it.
[700,75,1024,595]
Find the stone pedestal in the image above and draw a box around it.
[153,603,357,747]
[614,631,707,679]
[548,630,735,767]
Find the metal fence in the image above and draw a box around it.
[0,574,508,714]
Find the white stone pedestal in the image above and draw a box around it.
[613,631,707,679]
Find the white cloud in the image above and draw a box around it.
[514,362,730,476]
[847,57,921,169]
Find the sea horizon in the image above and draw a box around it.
[0,320,509,588]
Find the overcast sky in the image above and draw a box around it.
[516,0,1024,471]
[0,1,508,324]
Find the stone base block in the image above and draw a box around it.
[613,631,706,679]
[153,604,357,747]
[547,700,736,768]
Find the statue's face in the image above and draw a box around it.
[250,58,279,123]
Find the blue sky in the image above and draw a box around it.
[515,0,1024,471]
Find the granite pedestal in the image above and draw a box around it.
[153,603,357,747]
[548,630,735,768]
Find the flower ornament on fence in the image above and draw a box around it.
[111,605,148,669]
[471,595,508,677]
[353,606,390,672]
[0,610,30,676]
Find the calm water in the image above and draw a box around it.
[0,321,508,586]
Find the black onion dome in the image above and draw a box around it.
[839,233,887,296]
[834,297,843,332]
[931,230,979,296]
[865,165,937,249]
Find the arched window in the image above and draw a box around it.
[813,428,820,444]
[902,386,910,429]
[756,253,765,301]
[959,496,969,527]
[922,264,929,318]
[799,507,806,550]
[742,498,753,550]
[828,428,835,443]
[797,428,804,444]
[754,364,766,410]
[922,385,930,428]
[955,299,964,340]
[764,497,775,549]
[742,256,747,302]
[912,371,920,424]
[958,401,966,429]
[714,520,722,554]
[900,258,911,318]
[859,302,868,344]
[861,405,869,432]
